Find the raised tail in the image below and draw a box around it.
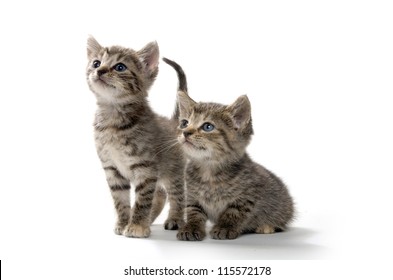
[162,57,188,120]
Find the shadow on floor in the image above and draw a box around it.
[132,225,330,260]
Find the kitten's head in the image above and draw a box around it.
[177,91,253,162]
[86,36,159,104]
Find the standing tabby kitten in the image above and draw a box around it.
[175,91,294,240]
[86,37,185,238]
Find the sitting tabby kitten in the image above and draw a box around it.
[175,91,294,240]
[86,37,185,238]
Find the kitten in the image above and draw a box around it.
[175,91,294,240]
[86,37,186,238]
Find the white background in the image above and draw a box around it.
[0,0,392,279]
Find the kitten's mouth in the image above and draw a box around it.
[181,138,196,148]
[183,139,194,146]
[181,139,206,151]
[94,77,116,89]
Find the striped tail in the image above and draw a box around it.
[162,57,188,120]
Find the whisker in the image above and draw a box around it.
[153,139,180,159]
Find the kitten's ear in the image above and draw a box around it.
[227,95,252,130]
[177,90,196,117]
[87,36,102,58]
[138,41,160,76]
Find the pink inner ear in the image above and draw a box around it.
[139,42,159,74]
[228,95,251,130]
[234,113,245,129]
[146,52,159,71]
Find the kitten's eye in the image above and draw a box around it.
[92,60,101,68]
[180,119,189,129]
[201,122,215,132]
[114,63,127,72]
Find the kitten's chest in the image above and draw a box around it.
[96,130,140,179]
[106,142,129,173]
[196,182,238,222]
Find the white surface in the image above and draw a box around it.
[0,0,392,279]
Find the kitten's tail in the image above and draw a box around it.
[162,57,188,120]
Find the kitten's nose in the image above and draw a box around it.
[183,131,193,138]
[97,68,109,77]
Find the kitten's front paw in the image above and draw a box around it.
[123,224,151,238]
[177,227,206,241]
[210,226,240,240]
[164,217,185,230]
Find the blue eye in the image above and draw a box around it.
[201,122,214,132]
[93,60,101,68]
[180,119,188,129]
[114,63,127,72]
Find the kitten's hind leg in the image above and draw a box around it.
[104,166,131,235]
[164,178,185,230]
[255,224,279,234]
[150,186,167,223]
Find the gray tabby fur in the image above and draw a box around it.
[86,37,185,238]
[175,91,294,241]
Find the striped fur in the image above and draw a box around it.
[86,36,185,238]
[162,57,188,120]
[176,91,294,241]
